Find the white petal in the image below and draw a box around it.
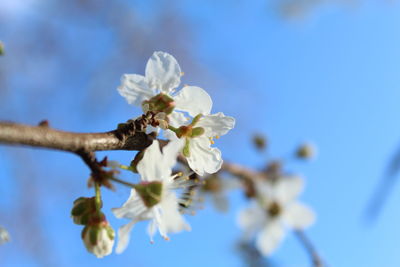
[282,202,315,229]
[112,189,150,220]
[196,112,235,137]
[160,192,191,233]
[163,129,179,141]
[137,140,169,181]
[174,86,212,116]
[118,74,155,106]
[168,111,190,128]
[116,220,137,254]
[275,176,304,205]
[237,203,266,239]
[187,137,223,176]
[256,221,285,256]
[161,139,185,179]
[145,51,181,94]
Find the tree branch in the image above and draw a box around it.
[0,113,158,153]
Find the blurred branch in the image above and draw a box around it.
[365,145,400,221]
[294,230,324,267]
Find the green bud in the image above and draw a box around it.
[0,42,4,56]
[134,181,163,208]
[252,134,267,151]
[191,127,205,138]
[296,143,316,160]
[71,197,102,225]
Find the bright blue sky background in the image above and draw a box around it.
[1,0,400,266]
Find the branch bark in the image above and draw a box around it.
[0,114,156,153]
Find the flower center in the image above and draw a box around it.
[142,93,175,114]
[134,181,163,208]
[267,202,281,217]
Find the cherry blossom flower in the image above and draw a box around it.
[166,112,235,176]
[118,51,212,126]
[237,176,315,256]
[112,140,191,253]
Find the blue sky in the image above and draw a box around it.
[1,0,400,266]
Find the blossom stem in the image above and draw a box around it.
[94,182,102,211]
[168,125,179,133]
[119,164,135,172]
[108,176,136,188]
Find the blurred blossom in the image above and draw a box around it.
[237,176,315,255]
[201,175,241,212]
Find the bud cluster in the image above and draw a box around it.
[71,197,115,258]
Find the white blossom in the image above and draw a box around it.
[118,51,212,126]
[237,176,315,256]
[112,140,191,253]
[165,112,235,176]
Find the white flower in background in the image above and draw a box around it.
[237,176,315,256]
[166,112,235,176]
[0,226,10,245]
[118,51,212,126]
[112,140,191,253]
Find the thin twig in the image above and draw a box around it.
[294,230,324,267]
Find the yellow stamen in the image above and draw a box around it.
[209,137,215,145]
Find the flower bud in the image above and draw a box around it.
[252,134,267,151]
[82,221,115,258]
[0,42,4,56]
[71,197,99,225]
[296,143,317,160]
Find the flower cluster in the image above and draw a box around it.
[237,175,315,255]
[112,51,235,253]
[118,51,235,176]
